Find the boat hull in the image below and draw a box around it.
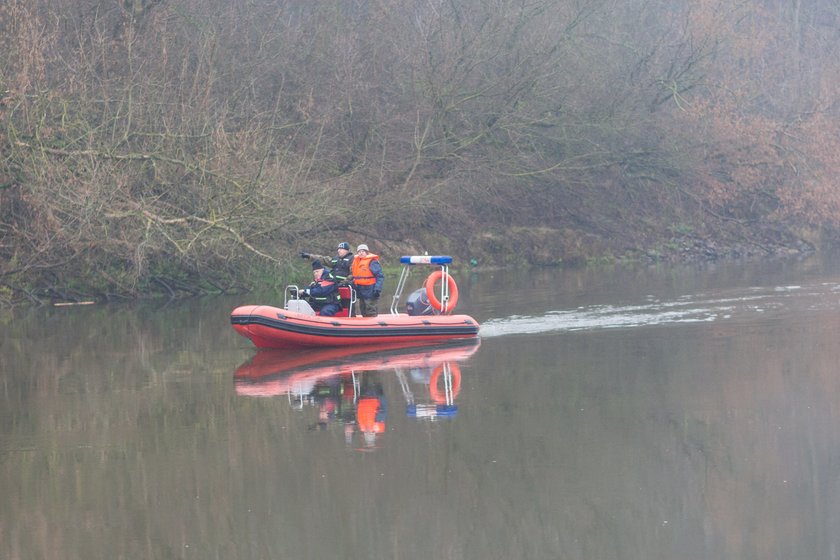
[230,304,480,349]
[233,339,481,397]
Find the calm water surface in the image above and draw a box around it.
[3,256,840,559]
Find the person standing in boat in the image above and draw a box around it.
[356,389,386,448]
[300,242,354,284]
[344,374,386,449]
[351,244,384,317]
[300,261,342,317]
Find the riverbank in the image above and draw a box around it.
[1,220,821,307]
[392,217,819,272]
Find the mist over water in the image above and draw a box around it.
[5,256,840,560]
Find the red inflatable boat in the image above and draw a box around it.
[231,256,480,349]
[233,339,481,398]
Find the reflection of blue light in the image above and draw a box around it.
[436,405,458,417]
[406,404,458,419]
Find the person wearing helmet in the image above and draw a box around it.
[298,260,342,317]
[299,242,354,283]
[350,243,384,317]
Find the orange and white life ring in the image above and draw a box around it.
[429,363,461,404]
[424,270,459,314]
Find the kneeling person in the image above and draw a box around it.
[300,260,342,317]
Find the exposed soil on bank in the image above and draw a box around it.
[378,195,821,270]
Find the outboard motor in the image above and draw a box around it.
[405,288,435,316]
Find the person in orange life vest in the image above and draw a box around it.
[299,260,341,317]
[356,396,386,447]
[355,377,386,448]
[350,244,384,317]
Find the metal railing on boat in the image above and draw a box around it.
[390,255,454,315]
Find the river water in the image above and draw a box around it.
[3,255,840,559]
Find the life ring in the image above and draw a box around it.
[424,270,459,313]
[429,363,461,404]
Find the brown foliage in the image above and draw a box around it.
[3,0,840,302]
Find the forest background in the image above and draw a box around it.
[2,0,839,303]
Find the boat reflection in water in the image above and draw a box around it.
[233,340,480,449]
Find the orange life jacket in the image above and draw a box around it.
[357,397,385,433]
[351,253,380,286]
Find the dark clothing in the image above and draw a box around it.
[354,285,378,317]
[304,271,341,317]
[316,302,341,317]
[312,253,354,283]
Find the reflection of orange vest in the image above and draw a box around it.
[357,397,385,433]
[351,253,380,286]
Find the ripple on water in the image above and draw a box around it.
[478,282,840,338]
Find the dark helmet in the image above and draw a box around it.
[337,242,350,251]
[311,260,323,270]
